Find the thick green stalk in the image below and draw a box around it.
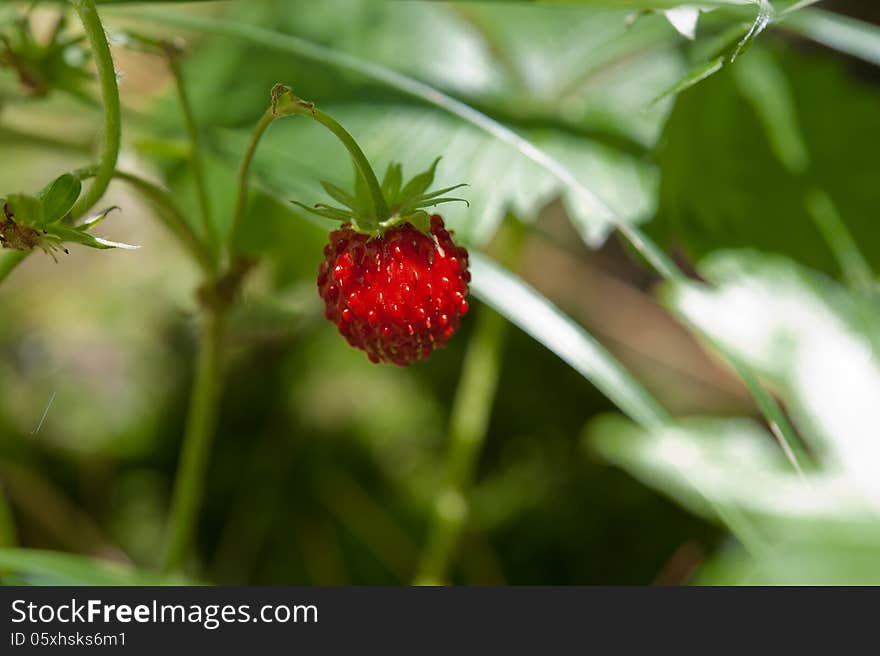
[168,55,216,254]
[162,306,226,573]
[70,0,121,219]
[414,306,507,585]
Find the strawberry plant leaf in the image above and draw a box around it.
[587,414,880,553]
[650,56,724,107]
[47,225,139,250]
[663,251,880,488]
[396,157,440,206]
[290,201,354,223]
[77,205,120,231]
[381,162,402,202]
[38,173,82,224]
[409,196,469,210]
[413,183,469,203]
[319,180,359,211]
[221,104,657,247]
[652,50,880,275]
[139,4,683,250]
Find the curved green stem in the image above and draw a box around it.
[73,165,215,275]
[230,106,274,259]
[168,55,216,255]
[162,306,226,573]
[113,170,216,275]
[70,0,121,219]
[303,106,388,221]
[230,86,388,257]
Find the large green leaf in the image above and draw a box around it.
[126,1,686,253]
[217,105,658,247]
[590,415,880,537]
[587,249,880,582]
[588,415,880,583]
[651,47,880,277]
[666,251,880,486]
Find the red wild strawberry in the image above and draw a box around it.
[317,214,470,366]
[294,155,470,366]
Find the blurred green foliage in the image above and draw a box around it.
[0,0,879,585]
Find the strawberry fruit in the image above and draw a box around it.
[318,214,470,366]
[298,157,470,366]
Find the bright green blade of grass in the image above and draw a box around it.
[0,548,186,586]
[470,253,669,429]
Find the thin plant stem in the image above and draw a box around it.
[70,0,121,219]
[0,486,17,548]
[160,88,299,575]
[415,223,524,585]
[73,165,215,275]
[162,306,226,573]
[75,157,226,575]
[112,170,216,275]
[168,55,216,254]
[414,306,507,585]
[229,107,273,260]
[229,88,390,260]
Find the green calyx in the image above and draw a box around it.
[278,86,467,236]
[0,173,136,259]
[293,157,468,236]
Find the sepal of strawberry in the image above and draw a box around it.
[0,173,137,259]
[293,157,468,237]
[276,86,467,238]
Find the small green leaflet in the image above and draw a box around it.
[38,174,82,225]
